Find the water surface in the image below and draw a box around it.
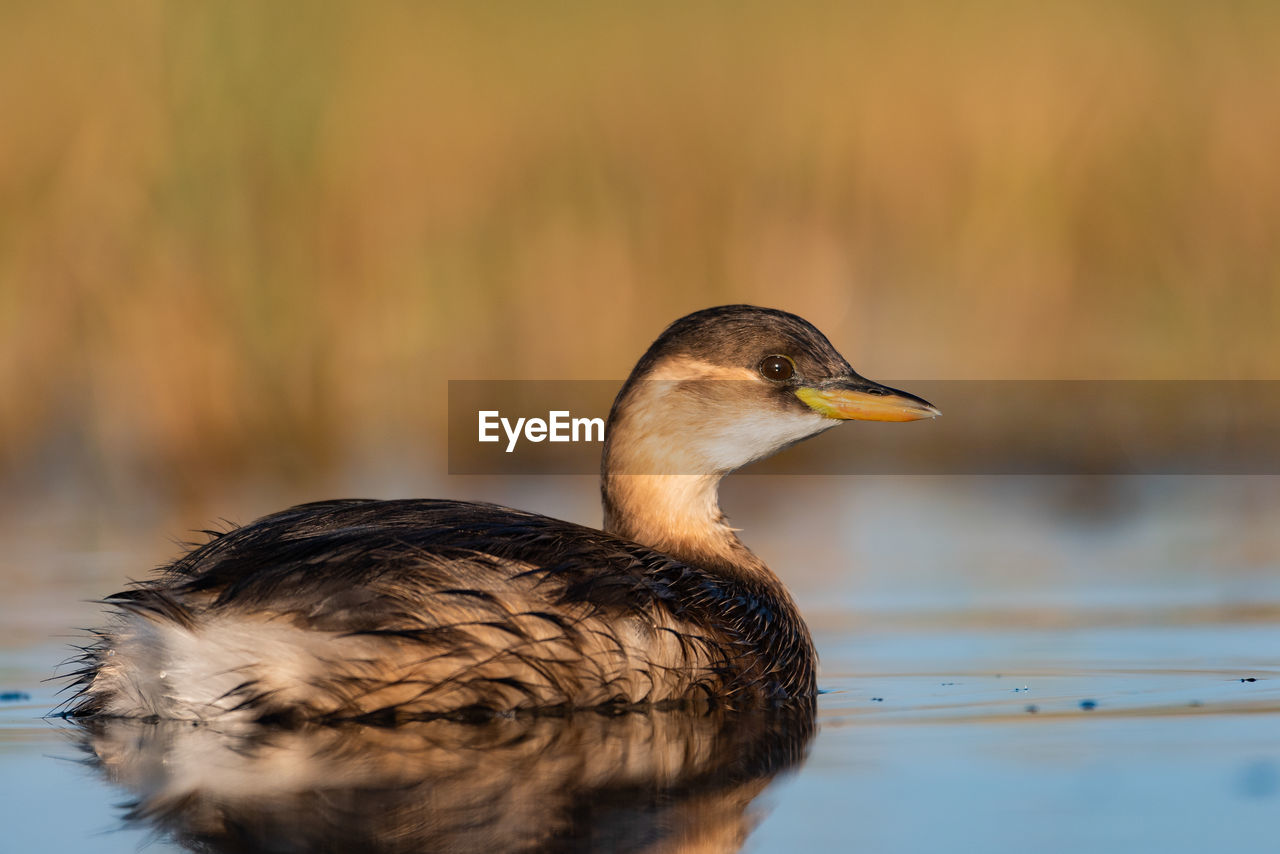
[2,477,1277,852]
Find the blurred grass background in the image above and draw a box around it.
[1,0,1278,522]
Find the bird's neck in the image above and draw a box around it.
[601,472,772,582]
[599,366,781,583]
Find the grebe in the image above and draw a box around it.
[67,305,937,721]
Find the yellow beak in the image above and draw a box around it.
[796,380,940,422]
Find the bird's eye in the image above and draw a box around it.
[758,355,795,381]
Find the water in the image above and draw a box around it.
[2,476,1278,853]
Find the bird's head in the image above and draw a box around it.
[604,305,938,477]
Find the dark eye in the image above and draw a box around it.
[758,355,795,381]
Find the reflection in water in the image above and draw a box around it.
[71,701,815,853]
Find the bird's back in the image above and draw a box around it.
[69,499,814,721]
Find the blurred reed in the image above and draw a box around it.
[1,1,1278,508]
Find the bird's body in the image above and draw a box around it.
[79,499,813,721]
[67,306,937,721]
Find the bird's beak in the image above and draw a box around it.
[795,377,940,422]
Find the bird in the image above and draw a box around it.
[65,305,938,722]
